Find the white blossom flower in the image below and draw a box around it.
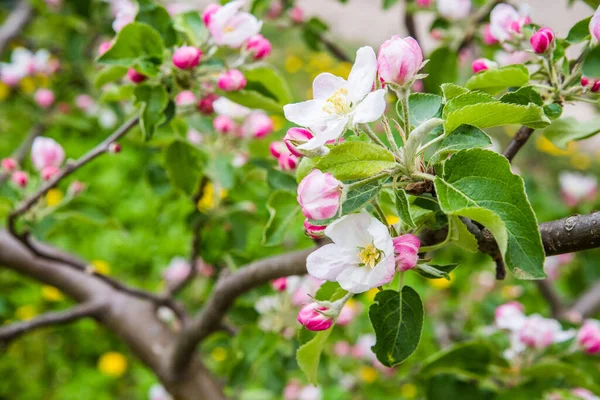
[208,0,262,48]
[213,97,251,119]
[283,47,387,151]
[306,213,395,294]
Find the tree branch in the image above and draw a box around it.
[170,247,314,375]
[502,126,535,162]
[0,124,43,185]
[0,301,106,344]
[0,0,34,55]
[319,35,351,63]
[568,281,600,319]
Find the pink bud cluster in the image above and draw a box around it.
[172,46,202,70]
[377,36,423,87]
[530,28,554,54]
[393,234,420,272]
[31,136,65,181]
[581,76,600,93]
[217,69,247,92]
[471,58,497,74]
[297,302,333,331]
[1,47,58,88]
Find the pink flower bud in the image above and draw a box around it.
[163,257,191,286]
[213,115,238,135]
[202,3,221,26]
[127,68,147,84]
[297,170,342,220]
[270,141,286,159]
[108,143,121,154]
[572,388,599,400]
[518,315,572,349]
[41,165,61,181]
[245,34,272,60]
[593,80,600,93]
[297,302,333,331]
[75,94,95,112]
[31,137,65,171]
[530,28,554,54]
[416,0,431,7]
[472,58,496,74]
[98,41,112,56]
[304,219,326,239]
[284,127,313,157]
[241,112,273,138]
[175,90,197,107]
[217,69,247,92]
[271,277,287,292]
[172,46,202,70]
[393,234,420,272]
[582,76,590,87]
[197,93,219,114]
[68,180,86,196]
[577,319,600,354]
[11,171,28,188]
[482,24,499,45]
[279,152,299,171]
[289,6,304,23]
[1,158,17,173]
[377,35,423,86]
[34,88,55,109]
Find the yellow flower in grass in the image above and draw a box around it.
[570,153,591,170]
[16,305,37,321]
[284,55,304,74]
[0,83,10,101]
[98,352,128,377]
[400,383,417,398]
[197,182,227,213]
[92,260,111,275]
[211,347,228,362]
[46,189,63,207]
[428,272,455,290]
[359,366,378,383]
[42,286,64,302]
[386,215,400,225]
[19,76,36,94]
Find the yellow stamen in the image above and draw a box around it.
[224,26,235,33]
[322,88,350,115]
[358,244,381,268]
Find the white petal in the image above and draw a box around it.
[298,117,348,150]
[367,254,396,288]
[212,0,244,25]
[352,89,386,125]
[368,216,394,256]
[283,99,327,127]
[347,46,377,103]
[325,213,374,248]
[312,73,347,100]
[213,97,251,118]
[336,266,372,294]
[306,244,358,281]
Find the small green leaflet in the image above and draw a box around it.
[395,189,416,229]
[297,328,332,385]
[163,140,206,195]
[542,117,600,149]
[424,47,458,94]
[441,83,469,101]
[434,149,546,279]
[295,156,319,183]
[429,125,492,164]
[583,45,600,78]
[262,190,301,246]
[566,17,591,44]
[369,287,424,367]
[465,65,529,94]
[97,23,164,71]
[134,84,169,140]
[398,93,443,128]
[414,263,458,280]
[315,142,397,181]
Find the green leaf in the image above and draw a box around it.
[566,17,591,43]
[97,23,165,70]
[434,149,546,279]
[543,103,563,120]
[383,0,399,9]
[406,93,443,127]
[296,329,332,385]
[583,45,600,78]
[94,65,128,88]
[163,140,206,195]
[426,374,496,400]
[174,11,209,46]
[500,86,543,106]
[302,17,329,51]
[542,117,600,149]
[243,65,293,105]
[222,90,283,114]
[424,47,458,94]
[309,182,382,226]
[314,281,347,301]
[315,142,396,181]
[415,263,458,280]
[134,84,169,140]
[430,125,492,163]
[369,286,424,367]
[267,169,297,192]
[449,216,479,253]
[136,0,178,47]
[420,341,508,378]
[441,83,469,101]
[465,65,529,94]
[522,362,600,392]
[395,189,416,229]
[262,190,301,246]
[443,92,496,117]
[296,156,319,183]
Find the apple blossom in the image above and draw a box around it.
[495,301,527,331]
[297,302,333,331]
[437,0,471,20]
[31,137,65,171]
[489,3,530,42]
[284,47,386,151]
[218,69,247,92]
[127,68,147,83]
[495,50,529,66]
[175,90,197,107]
[163,257,191,287]
[289,6,304,23]
[112,1,136,32]
[208,0,263,48]
[559,172,598,207]
[482,24,499,45]
[11,171,28,188]
[213,115,238,135]
[284,127,313,157]
[212,97,251,119]
[518,314,575,349]
[172,46,202,70]
[41,165,61,181]
[187,129,202,145]
[1,158,17,173]
[472,58,497,74]
[377,35,423,87]
[590,6,600,43]
[75,94,95,112]
[241,111,273,138]
[416,0,432,7]
[202,3,221,26]
[306,214,395,293]
[269,141,286,159]
[34,88,55,108]
[573,388,600,400]
[530,28,554,54]
[304,219,326,239]
[577,319,600,354]
[197,93,219,114]
[245,34,272,60]
[271,277,287,292]
[393,234,420,272]
[297,170,342,220]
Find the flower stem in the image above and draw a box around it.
[382,113,402,157]
[344,171,391,191]
[398,271,405,293]
[400,88,411,138]
[416,133,445,155]
[359,124,389,150]
[412,171,436,181]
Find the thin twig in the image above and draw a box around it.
[403,0,419,43]
[502,126,535,162]
[319,34,351,63]
[0,301,106,344]
[0,0,34,55]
